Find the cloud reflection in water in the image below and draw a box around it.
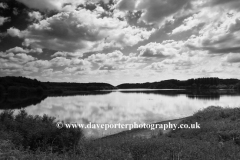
[21,91,240,138]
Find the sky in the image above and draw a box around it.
[1,0,240,85]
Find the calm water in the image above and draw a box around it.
[1,89,240,138]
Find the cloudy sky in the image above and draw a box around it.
[1,0,240,85]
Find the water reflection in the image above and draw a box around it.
[0,95,47,109]
[1,89,240,138]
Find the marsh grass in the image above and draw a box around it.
[1,106,240,159]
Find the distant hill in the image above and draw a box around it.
[117,78,240,90]
[42,81,116,93]
[1,77,240,98]
[0,76,116,97]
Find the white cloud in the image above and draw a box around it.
[28,11,43,21]
[7,27,24,38]
[25,60,52,69]
[0,3,8,9]
[138,40,184,58]
[2,0,240,82]
[50,56,92,68]
[6,47,43,54]
[6,47,28,53]
[171,12,206,34]
[51,51,82,57]
[88,50,146,71]
[0,16,9,26]
[183,7,240,54]
[88,50,140,65]
[20,9,154,53]
[16,0,85,11]
[9,53,35,64]
[144,62,166,71]
[0,52,36,71]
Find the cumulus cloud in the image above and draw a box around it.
[88,50,145,70]
[0,62,22,70]
[9,53,35,63]
[0,52,35,65]
[171,12,206,34]
[99,64,117,70]
[88,50,128,68]
[184,8,240,54]
[163,59,193,70]
[6,47,43,54]
[7,27,24,37]
[137,0,190,24]
[2,0,240,82]
[138,40,183,58]
[16,0,85,11]
[144,56,195,71]
[50,57,91,68]
[19,9,154,53]
[25,60,52,69]
[0,48,92,77]
[0,16,9,26]
[0,3,8,9]
[88,50,138,64]
[116,0,191,26]
[28,11,43,21]
[6,47,28,53]
[51,51,82,57]
[144,62,166,71]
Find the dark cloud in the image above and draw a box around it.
[78,3,97,11]
[138,0,190,24]
[125,10,154,29]
[210,0,240,9]
[186,44,240,54]
[117,0,136,11]
[21,11,102,52]
[229,18,240,33]
[205,46,240,54]
[186,35,240,54]
[0,0,32,51]
[201,34,234,47]
[116,0,191,25]
[0,0,30,32]
[97,0,114,11]
[226,53,240,63]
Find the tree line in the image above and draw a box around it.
[117,77,240,89]
[0,76,116,97]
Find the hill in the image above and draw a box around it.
[0,76,116,95]
[117,77,240,90]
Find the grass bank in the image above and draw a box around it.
[1,106,240,159]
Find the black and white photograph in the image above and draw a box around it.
[1,0,240,159]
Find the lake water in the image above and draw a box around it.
[1,89,240,138]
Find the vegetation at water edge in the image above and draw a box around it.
[1,106,240,159]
